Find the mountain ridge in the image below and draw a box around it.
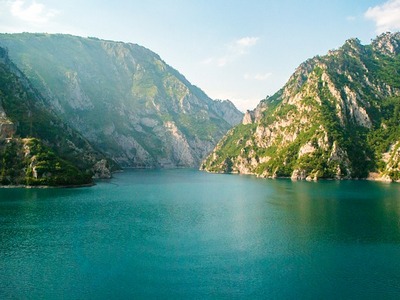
[201,32,400,182]
[0,33,243,168]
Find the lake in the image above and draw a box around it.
[1,169,400,299]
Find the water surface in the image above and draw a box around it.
[1,169,400,299]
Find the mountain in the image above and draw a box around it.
[201,32,400,182]
[0,46,114,186]
[0,33,242,168]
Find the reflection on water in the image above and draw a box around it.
[1,170,400,299]
[273,180,400,244]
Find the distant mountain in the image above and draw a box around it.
[202,32,400,182]
[0,47,114,186]
[0,33,242,168]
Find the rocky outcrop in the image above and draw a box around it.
[92,159,112,179]
[371,32,400,57]
[0,33,242,168]
[202,32,400,182]
[0,122,16,139]
[211,99,243,126]
[242,110,254,125]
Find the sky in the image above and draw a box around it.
[1,0,400,111]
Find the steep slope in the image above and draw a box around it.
[0,33,242,168]
[0,47,114,186]
[202,32,400,182]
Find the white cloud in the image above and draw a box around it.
[10,0,58,24]
[365,0,400,33]
[202,36,260,67]
[236,37,259,48]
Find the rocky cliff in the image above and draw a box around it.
[0,33,242,168]
[0,46,114,186]
[202,32,400,182]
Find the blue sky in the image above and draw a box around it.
[1,0,400,111]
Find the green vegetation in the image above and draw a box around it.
[177,114,219,141]
[202,124,257,171]
[24,139,92,186]
[0,138,91,186]
[0,139,24,185]
[367,96,400,176]
[374,53,400,88]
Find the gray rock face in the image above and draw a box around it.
[372,32,400,57]
[211,99,243,126]
[0,33,242,168]
[0,100,16,139]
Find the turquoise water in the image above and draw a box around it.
[1,169,400,299]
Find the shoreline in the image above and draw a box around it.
[1,168,399,188]
[0,182,95,189]
[201,169,400,183]
[0,169,120,189]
